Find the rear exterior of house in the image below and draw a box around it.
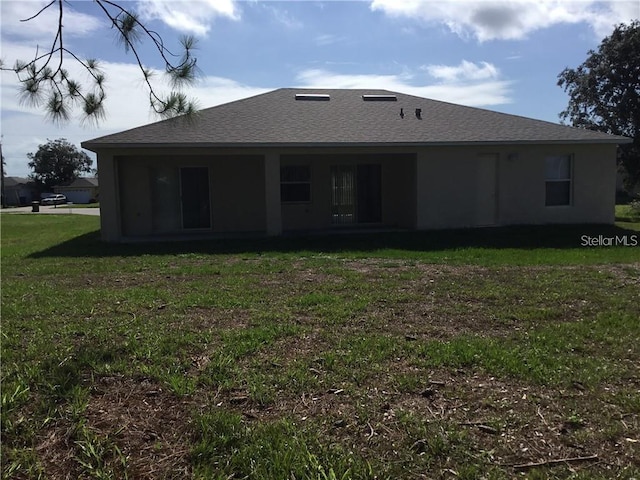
[82,89,628,242]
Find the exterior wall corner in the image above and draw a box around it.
[264,153,282,236]
[96,152,121,242]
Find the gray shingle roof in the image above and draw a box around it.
[82,88,630,150]
[4,177,31,187]
[56,177,99,188]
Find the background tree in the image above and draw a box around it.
[0,0,199,125]
[28,138,93,192]
[558,20,640,192]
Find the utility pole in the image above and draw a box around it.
[0,139,6,209]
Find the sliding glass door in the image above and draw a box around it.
[331,164,381,225]
[150,166,211,232]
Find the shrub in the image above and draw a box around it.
[630,199,640,219]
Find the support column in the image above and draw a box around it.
[97,153,121,242]
[264,153,282,236]
[415,151,429,230]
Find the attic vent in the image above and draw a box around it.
[295,94,330,101]
[362,94,397,101]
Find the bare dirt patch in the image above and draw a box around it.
[84,375,196,479]
[34,376,197,479]
[209,366,639,476]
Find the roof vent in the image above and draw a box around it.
[415,108,422,119]
[362,94,397,101]
[295,93,330,101]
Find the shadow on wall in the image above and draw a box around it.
[28,224,639,259]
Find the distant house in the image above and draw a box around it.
[82,88,632,242]
[54,177,99,204]
[3,177,36,206]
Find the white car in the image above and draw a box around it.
[41,194,67,205]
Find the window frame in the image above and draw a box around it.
[544,154,573,207]
[280,165,312,204]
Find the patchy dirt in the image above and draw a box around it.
[35,376,197,479]
[213,368,640,476]
[30,359,639,478]
[85,376,196,478]
[16,260,640,478]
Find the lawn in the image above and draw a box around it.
[1,215,639,479]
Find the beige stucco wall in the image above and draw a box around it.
[211,156,266,232]
[499,144,616,225]
[416,143,617,229]
[97,153,120,242]
[96,142,617,241]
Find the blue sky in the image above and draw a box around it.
[1,0,639,177]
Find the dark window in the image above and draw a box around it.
[281,166,311,203]
[545,155,572,206]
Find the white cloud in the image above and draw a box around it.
[295,67,512,106]
[424,60,499,82]
[589,1,640,37]
[136,0,240,36]
[370,0,640,41]
[259,3,303,29]
[0,0,102,43]
[314,34,347,46]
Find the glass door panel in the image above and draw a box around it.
[356,164,382,223]
[151,166,180,233]
[331,166,355,225]
[181,167,211,229]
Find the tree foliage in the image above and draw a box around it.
[558,21,640,190]
[1,0,200,125]
[28,138,93,191]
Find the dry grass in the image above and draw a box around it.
[2,215,639,479]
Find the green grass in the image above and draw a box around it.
[616,203,640,226]
[1,214,639,479]
[67,203,100,209]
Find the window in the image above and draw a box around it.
[545,155,572,206]
[281,166,311,203]
[295,93,330,101]
[362,94,397,101]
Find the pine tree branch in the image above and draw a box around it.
[19,0,56,22]
[3,0,200,123]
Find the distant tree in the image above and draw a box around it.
[27,138,92,191]
[558,21,640,191]
[0,0,199,125]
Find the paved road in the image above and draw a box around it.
[0,205,100,216]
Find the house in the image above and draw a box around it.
[82,88,631,242]
[3,177,36,206]
[53,177,99,204]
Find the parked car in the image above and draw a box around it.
[41,194,67,205]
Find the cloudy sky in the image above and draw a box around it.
[1,0,639,177]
